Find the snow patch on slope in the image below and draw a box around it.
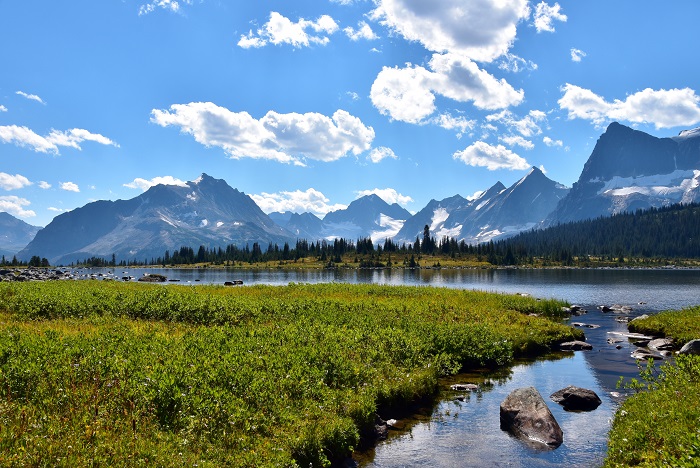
[370,214,405,243]
[597,170,699,200]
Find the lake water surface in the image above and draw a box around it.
[82,267,700,467]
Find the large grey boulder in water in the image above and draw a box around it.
[500,387,563,448]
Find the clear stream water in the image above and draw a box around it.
[80,267,700,467]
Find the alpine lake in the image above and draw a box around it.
[74,267,700,467]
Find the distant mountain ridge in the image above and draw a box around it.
[394,167,569,244]
[18,174,294,264]
[12,122,700,264]
[0,212,41,258]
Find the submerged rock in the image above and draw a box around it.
[500,387,563,448]
[451,383,479,392]
[631,349,663,361]
[550,386,602,411]
[559,341,593,351]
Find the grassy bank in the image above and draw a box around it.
[605,307,700,467]
[0,282,580,466]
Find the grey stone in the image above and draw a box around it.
[500,387,563,448]
[648,338,675,351]
[679,339,700,355]
[559,341,593,351]
[550,386,602,411]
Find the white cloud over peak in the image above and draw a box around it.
[38,181,51,189]
[47,207,65,212]
[0,173,32,191]
[251,188,346,216]
[370,0,530,63]
[238,12,339,49]
[151,102,375,165]
[124,176,188,191]
[138,0,191,16]
[368,146,397,163]
[0,125,118,154]
[453,141,530,170]
[533,2,567,33]
[559,84,700,129]
[355,188,413,206]
[0,196,35,218]
[570,48,586,62]
[370,53,523,124]
[16,90,45,104]
[60,182,80,192]
[500,134,534,150]
[344,21,378,41]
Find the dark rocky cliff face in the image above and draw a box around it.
[547,122,700,225]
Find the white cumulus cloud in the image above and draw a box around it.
[0,105,7,112]
[344,21,378,41]
[355,188,413,206]
[151,102,374,165]
[533,2,567,33]
[559,84,700,129]
[368,146,397,163]
[38,181,52,189]
[486,109,546,137]
[16,91,45,104]
[138,0,191,16]
[453,141,530,170]
[370,0,530,63]
[497,53,538,73]
[0,173,32,191]
[0,196,35,218]
[124,176,188,191]
[0,125,118,154]
[570,48,586,62]
[370,53,523,124]
[543,136,563,147]
[430,113,475,137]
[251,188,346,216]
[60,182,80,193]
[500,135,534,150]
[238,12,339,49]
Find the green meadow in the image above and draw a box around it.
[605,306,700,467]
[0,281,580,466]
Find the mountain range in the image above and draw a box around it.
[0,212,40,259]
[3,122,700,264]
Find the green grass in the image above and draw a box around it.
[605,306,700,467]
[628,305,700,344]
[0,281,580,467]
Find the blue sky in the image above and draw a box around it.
[2,0,699,227]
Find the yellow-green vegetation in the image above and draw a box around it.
[628,305,700,344]
[0,281,580,467]
[605,307,700,467]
